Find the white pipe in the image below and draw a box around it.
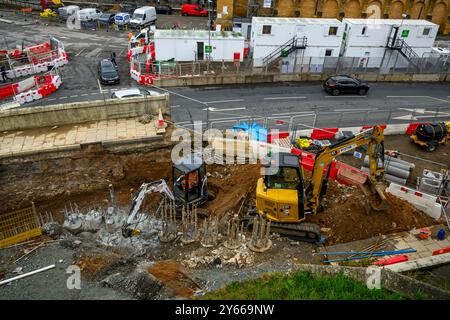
[0,264,55,286]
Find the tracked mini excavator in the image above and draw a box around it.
[253,125,389,242]
[122,154,210,237]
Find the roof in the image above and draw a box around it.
[263,152,300,169]
[343,18,437,27]
[252,17,342,25]
[134,6,155,12]
[154,30,244,40]
[173,154,204,173]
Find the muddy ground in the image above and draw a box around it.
[0,134,446,243]
[0,135,448,299]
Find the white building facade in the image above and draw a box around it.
[250,17,344,69]
[154,30,245,62]
[341,19,439,68]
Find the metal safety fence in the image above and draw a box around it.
[180,106,450,135]
[137,55,450,79]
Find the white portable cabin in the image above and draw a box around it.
[250,17,344,68]
[341,19,439,68]
[153,30,245,62]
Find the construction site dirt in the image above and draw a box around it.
[0,134,448,299]
[0,134,447,242]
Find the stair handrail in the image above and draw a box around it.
[262,36,297,66]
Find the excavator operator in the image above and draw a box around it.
[181,170,199,191]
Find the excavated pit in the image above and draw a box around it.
[0,145,438,246]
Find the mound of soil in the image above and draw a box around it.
[204,164,261,218]
[76,252,121,279]
[147,260,199,297]
[309,181,436,245]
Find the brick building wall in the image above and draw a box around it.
[215,0,449,33]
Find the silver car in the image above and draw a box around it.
[111,88,161,99]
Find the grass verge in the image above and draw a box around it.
[202,271,408,300]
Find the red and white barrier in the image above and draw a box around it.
[386,183,442,219]
[3,40,68,80]
[14,74,61,105]
[294,123,430,140]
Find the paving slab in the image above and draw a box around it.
[0,117,162,157]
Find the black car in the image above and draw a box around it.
[98,13,116,25]
[98,59,120,85]
[156,5,172,15]
[323,75,370,96]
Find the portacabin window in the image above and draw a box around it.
[328,26,338,36]
[361,26,367,35]
[262,25,272,35]
[325,49,332,56]
[423,27,431,36]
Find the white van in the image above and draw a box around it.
[77,8,103,22]
[58,5,80,20]
[130,6,156,29]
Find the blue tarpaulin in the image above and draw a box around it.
[231,123,268,142]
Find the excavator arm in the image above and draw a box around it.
[122,179,175,237]
[305,125,388,214]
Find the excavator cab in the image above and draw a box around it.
[173,154,208,207]
[257,153,305,223]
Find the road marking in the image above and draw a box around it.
[86,48,103,58]
[59,96,67,99]
[171,105,181,108]
[176,121,190,125]
[324,95,367,98]
[119,48,125,57]
[70,95,78,98]
[205,99,244,104]
[90,93,98,95]
[271,111,314,116]
[393,115,417,120]
[208,107,246,112]
[387,95,428,98]
[263,96,307,100]
[387,95,450,103]
[47,98,56,101]
[334,108,378,112]
[81,93,88,97]
[110,89,118,91]
[75,48,85,57]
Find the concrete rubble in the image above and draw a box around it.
[62,207,162,254]
[183,243,254,269]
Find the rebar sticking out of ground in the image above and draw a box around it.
[200,216,219,248]
[223,214,244,249]
[108,184,116,209]
[159,199,177,243]
[248,216,272,253]
[180,205,198,244]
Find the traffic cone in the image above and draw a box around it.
[154,108,167,129]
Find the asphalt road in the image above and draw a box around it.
[1,12,450,131]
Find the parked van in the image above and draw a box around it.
[58,5,80,20]
[76,8,103,22]
[181,4,208,17]
[130,6,156,29]
[114,12,131,26]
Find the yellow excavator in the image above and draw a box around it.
[254,125,389,242]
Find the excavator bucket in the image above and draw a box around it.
[359,177,390,211]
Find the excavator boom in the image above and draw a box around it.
[122,179,174,237]
[306,125,388,214]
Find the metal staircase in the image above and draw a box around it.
[262,36,307,68]
[387,37,420,67]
